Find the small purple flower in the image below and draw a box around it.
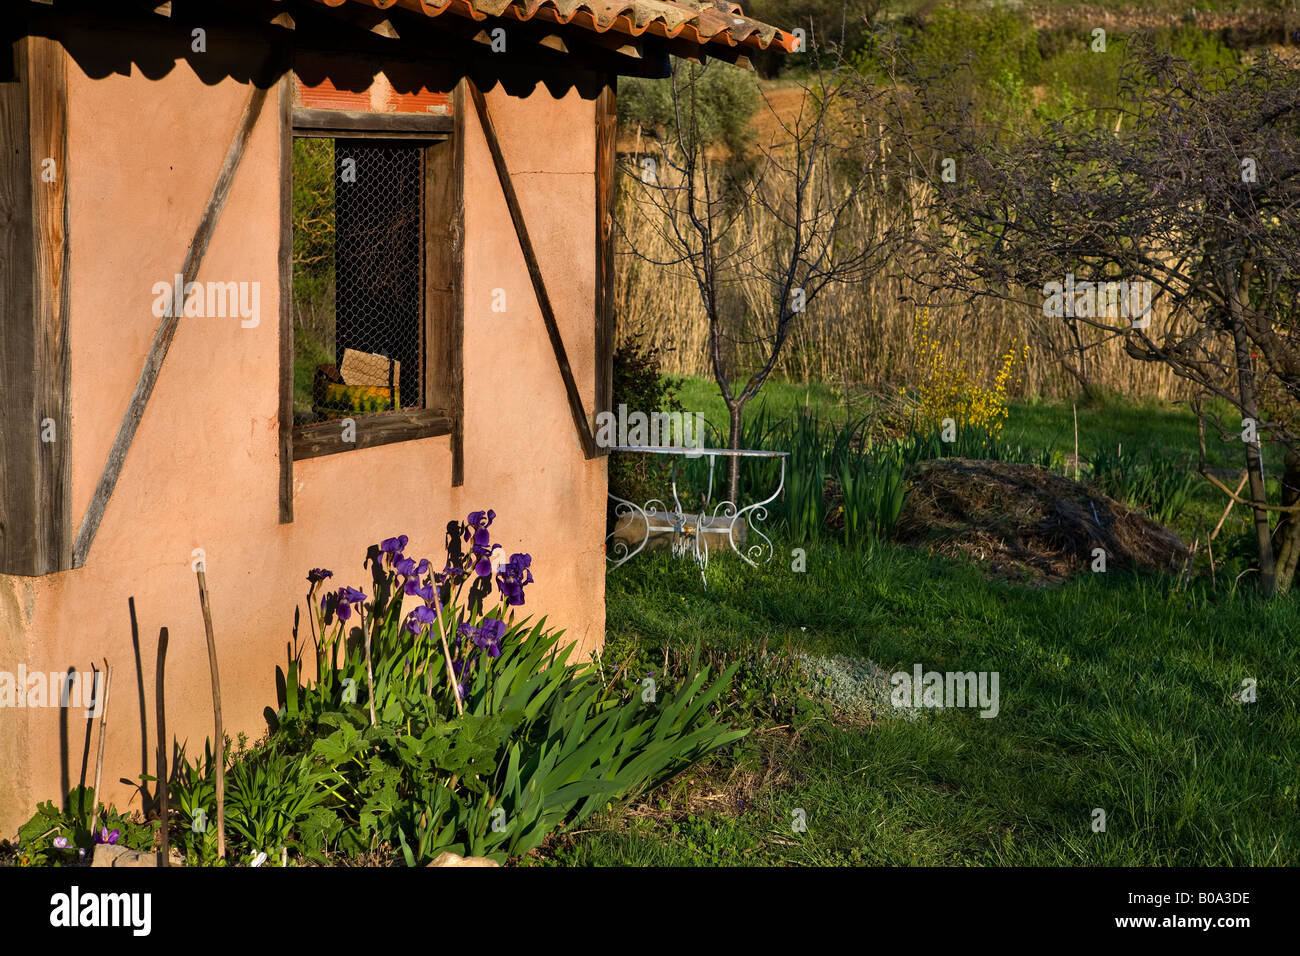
[94,827,119,846]
[307,568,333,585]
[379,535,409,555]
[404,604,437,635]
[52,836,68,849]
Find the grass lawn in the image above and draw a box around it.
[534,384,1299,866]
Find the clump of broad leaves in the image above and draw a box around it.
[166,511,746,866]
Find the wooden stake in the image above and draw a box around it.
[88,661,113,836]
[196,568,226,860]
[1211,472,1250,540]
[1073,403,1080,483]
[433,609,463,716]
[155,627,169,867]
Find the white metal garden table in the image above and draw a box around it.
[606,445,789,587]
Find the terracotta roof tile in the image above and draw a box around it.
[307,0,799,54]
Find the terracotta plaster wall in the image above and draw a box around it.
[0,42,607,836]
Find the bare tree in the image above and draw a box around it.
[890,39,1300,595]
[621,52,906,503]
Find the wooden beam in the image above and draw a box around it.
[292,106,452,138]
[424,79,466,487]
[594,75,616,457]
[0,33,71,576]
[278,64,294,523]
[292,409,452,461]
[467,80,597,460]
[73,75,273,567]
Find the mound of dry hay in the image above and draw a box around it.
[893,458,1188,584]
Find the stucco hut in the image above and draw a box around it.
[0,0,794,834]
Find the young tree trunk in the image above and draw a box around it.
[726,398,744,504]
[1228,295,1277,596]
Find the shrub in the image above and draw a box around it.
[618,60,760,157]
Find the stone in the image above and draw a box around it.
[91,844,155,868]
[427,851,499,867]
[89,844,186,867]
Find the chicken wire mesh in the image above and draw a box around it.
[292,137,424,424]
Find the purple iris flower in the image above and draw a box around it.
[459,619,505,657]
[475,549,501,577]
[332,586,366,622]
[307,568,333,585]
[53,836,68,849]
[404,604,437,635]
[477,618,506,657]
[464,511,495,541]
[457,681,469,701]
[379,535,409,555]
[496,553,534,607]
[464,511,499,559]
[94,827,119,845]
[395,556,417,577]
[437,563,469,584]
[480,618,506,642]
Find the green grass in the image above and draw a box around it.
[553,538,1299,866]
[540,383,1299,866]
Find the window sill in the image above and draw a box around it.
[292,408,451,461]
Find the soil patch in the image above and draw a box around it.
[893,458,1188,584]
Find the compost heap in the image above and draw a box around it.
[893,458,1188,584]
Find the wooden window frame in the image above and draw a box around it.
[279,74,464,522]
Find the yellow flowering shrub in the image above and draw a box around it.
[906,308,1025,438]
